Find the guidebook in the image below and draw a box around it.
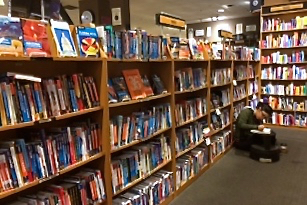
[75,26,100,57]
[50,19,77,57]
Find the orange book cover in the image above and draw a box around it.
[122,69,146,100]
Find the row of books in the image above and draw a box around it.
[0,119,101,192]
[111,135,171,194]
[261,66,307,80]
[262,83,307,96]
[234,102,246,120]
[249,80,259,95]
[108,70,167,103]
[210,130,232,161]
[211,89,231,109]
[211,68,231,86]
[268,112,307,127]
[7,168,106,205]
[176,144,209,190]
[235,65,254,81]
[233,46,258,61]
[113,170,174,205]
[262,32,307,49]
[110,103,172,150]
[268,96,307,111]
[174,67,207,92]
[261,51,305,64]
[175,120,209,155]
[262,16,307,32]
[174,97,207,126]
[211,109,230,130]
[234,84,246,101]
[0,72,99,126]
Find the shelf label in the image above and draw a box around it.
[233,80,237,86]
[216,109,221,115]
[205,138,211,146]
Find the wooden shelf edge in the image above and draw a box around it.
[261,28,307,33]
[176,139,205,158]
[113,160,171,197]
[272,109,307,113]
[210,103,231,113]
[53,57,103,61]
[233,96,247,103]
[262,9,307,17]
[262,46,307,50]
[0,152,104,199]
[159,193,175,205]
[210,123,231,136]
[0,121,35,132]
[175,114,207,129]
[262,79,307,81]
[111,127,171,153]
[211,144,233,165]
[109,93,171,108]
[54,106,102,120]
[210,82,231,88]
[174,86,207,95]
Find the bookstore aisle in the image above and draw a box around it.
[170,127,307,205]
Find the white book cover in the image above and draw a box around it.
[50,19,77,57]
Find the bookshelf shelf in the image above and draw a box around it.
[261,28,307,34]
[176,138,205,158]
[261,46,307,50]
[54,106,103,120]
[210,103,231,113]
[0,152,104,200]
[210,82,231,88]
[261,93,307,97]
[0,53,253,203]
[262,8,307,17]
[266,123,307,130]
[175,114,207,129]
[261,79,307,81]
[262,62,307,65]
[174,86,207,95]
[210,123,231,136]
[112,159,172,197]
[273,108,307,113]
[234,96,247,103]
[111,127,171,154]
[109,93,171,108]
[211,144,233,165]
[0,121,35,132]
[59,152,104,175]
[0,56,31,61]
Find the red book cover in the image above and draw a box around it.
[122,69,146,100]
[21,19,51,57]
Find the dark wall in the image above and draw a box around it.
[187,16,260,42]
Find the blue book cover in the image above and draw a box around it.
[0,16,23,57]
[76,26,100,57]
[50,19,77,57]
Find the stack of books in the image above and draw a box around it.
[210,130,232,161]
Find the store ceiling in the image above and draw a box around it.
[61,0,253,35]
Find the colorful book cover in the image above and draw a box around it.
[0,16,23,57]
[21,19,51,57]
[112,77,131,102]
[50,19,77,57]
[122,69,146,100]
[142,75,154,97]
[108,79,118,103]
[76,26,100,57]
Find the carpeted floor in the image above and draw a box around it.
[170,128,307,205]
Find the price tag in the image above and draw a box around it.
[233,80,237,86]
[205,138,211,146]
[216,109,221,115]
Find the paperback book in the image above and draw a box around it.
[75,26,100,57]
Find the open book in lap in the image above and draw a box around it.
[251,128,271,135]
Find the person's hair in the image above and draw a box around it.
[256,102,273,116]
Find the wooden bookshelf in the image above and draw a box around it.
[0,56,258,204]
[261,2,307,129]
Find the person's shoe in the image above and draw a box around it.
[280,143,288,153]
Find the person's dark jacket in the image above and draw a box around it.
[234,107,262,141]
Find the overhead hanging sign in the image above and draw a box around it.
[218,30,233,39]
[155,13,186,30]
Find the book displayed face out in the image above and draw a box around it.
[50,19,77,57]
[0,16,23,57]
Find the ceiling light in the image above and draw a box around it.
[212,17,218,21]
[218,16,227,20]
[222,5,229,8]
[244,1,250,4]
[218,9,225,13]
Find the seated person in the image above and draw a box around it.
[234,102,274,151]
